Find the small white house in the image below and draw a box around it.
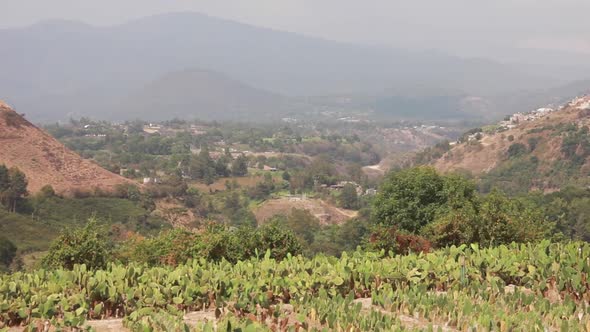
[143,177,160,184]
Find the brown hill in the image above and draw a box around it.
[432,96,590,193]
[0,101,132,195]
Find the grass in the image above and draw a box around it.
[1,197,168,254]
[0,210,58,253]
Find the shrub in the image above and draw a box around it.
[372,167,477,233]
[258,221,303,260]
[507,143,527,158]
[367,226,431,255]
[117,223,303,266]
[0,237,16,271]
[41,219,111,270]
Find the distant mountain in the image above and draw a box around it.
[0,101,131,195]
[114,69,291,121]
[0,12,565,122]
[371,80,590,122]
[428,95,590,194]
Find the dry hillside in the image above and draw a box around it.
[0,100,132,195]
[433,96,590,192]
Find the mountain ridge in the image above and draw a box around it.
[0,12,562,122]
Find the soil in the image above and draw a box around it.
[0,102,132,196]
[254,197,358,225]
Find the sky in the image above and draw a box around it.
[1,0,590,59]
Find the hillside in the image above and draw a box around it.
[116,69,291,121]
[0,101,131,195]
[0,12,562,122]
[431,95,590,193]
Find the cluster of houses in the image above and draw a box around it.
[572,96,590,110]
[498,107,555,130]
[142,123,208,136]
[319,181,377,196]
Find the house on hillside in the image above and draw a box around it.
[143,177,160,184]
[329,181,363,195]
[263,165,278,172]
[143,124,161,134]
[365,188,377,196]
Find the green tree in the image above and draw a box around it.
[0,167,28,212]
[422,206,478,247]
[231,155,249,177]
[0,236,17,271]
[42,219,111,270]
[285,208,321,246]
[340,183,359,209]
[190,145,217,184]
[282,171,291,182]
[0,165,9,209]
[258,221,303,260]
[214,157,230,177]
[476,190,551,246]
[372,167,477,233]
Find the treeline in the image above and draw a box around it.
[38,206,369,271]
[369,166,590,252]
[41,220,302,270]
[9,164,590,272]
[38,166,586,272]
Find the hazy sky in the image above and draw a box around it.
[2,0,590,58]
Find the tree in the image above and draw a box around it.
[231,155,249,177]
[0,165,9,209]
[475,190,551,246]
[0,166,28,212]
[214,157,230,177]
[0,236,17,271]
[282,171,291,182]
[190,145,217,184]
[346,164,365,185]
[372,167,477,233]
[340,184,359,209]
[258,221,303,260]
[422,206,478,247]
[42,219,112,270]
[423,190,552,247]
[285,208,321,245]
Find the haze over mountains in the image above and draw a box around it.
[1,12,589,122]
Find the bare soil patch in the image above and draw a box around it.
[254,197,358,225]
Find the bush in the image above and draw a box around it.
[41,220,112,270]
[0,237,16,271]
[367,226,431,255]
[258,221,303,260]
[372,167,477,233]
[118,223,303,266]
[507,143,527,158]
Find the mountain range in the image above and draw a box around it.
[0,12,588,122]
